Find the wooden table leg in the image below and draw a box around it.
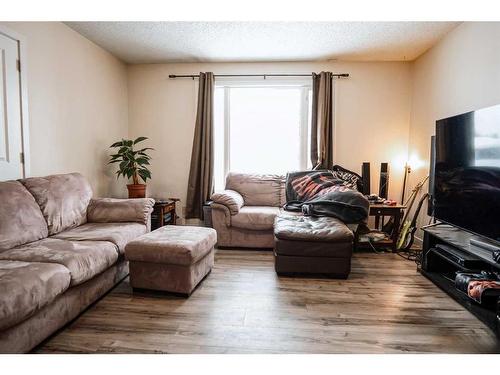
[391,209,403,252]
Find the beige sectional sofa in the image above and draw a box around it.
[210,173,286,248]
[210,172,358,250]
[210,172,359,278]
[0,173,154,353]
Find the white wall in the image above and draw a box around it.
[128,61,412,220]
[408,22,500,231]
[0,22,129,197]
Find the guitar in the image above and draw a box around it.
[395,176,429,251]
[382,175,428,236]
[397,193,429,251]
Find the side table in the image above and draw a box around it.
[151,198,180,230]
[356,203,406,252]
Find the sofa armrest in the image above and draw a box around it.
[87,198,155,225]
[211,190,244,215]
[210,202,232,227]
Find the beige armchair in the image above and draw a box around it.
[210,172,286,248]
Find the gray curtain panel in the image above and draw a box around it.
[310,71,334,170]
[185,72,215,219]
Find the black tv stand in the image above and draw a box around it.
[421,224,500,338]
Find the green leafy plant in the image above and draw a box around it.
[109,137,153,184]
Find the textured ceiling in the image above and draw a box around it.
[66,22,460,63]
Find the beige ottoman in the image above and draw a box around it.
[124,225,217,296]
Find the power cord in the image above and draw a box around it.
[397,248,422,265]
[367,239,385,254]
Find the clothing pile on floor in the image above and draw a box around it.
[455,271,500,303]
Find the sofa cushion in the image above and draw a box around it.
[279,184,287,207]
[0,260,70,330]
[0,238,118,286]
[20,173,93,235]
[225,172,285,207]
[52,222,148,254]
[125,226,217,266]
[231,206,280,231]
[211,190,244,215]
[87,198,155,225]
[0,180,48,251]
[274,213,354,243]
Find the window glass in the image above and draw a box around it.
[214,84,311,191]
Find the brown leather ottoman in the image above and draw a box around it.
[125,226,217,296]
[273,213,354,278]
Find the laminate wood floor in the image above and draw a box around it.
[36,250,500,354]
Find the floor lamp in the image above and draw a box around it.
[401,162,412,204]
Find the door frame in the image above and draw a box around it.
[0,25,30,178]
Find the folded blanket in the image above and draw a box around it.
[284,171,369,224]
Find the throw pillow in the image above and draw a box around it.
[331,165,364,192]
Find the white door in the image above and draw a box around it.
[0,33,23,180]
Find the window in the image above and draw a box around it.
[214,80,312,191]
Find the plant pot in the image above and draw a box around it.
[127,184,147,198]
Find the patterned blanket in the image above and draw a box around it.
[284,171,369,224]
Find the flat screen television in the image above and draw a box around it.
[434,104,500,243]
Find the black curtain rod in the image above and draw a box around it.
[169,73,349,79]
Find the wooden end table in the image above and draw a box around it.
[356,203,406,252]
[151,198,179,230]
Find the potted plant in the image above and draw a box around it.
[109,137,153,198]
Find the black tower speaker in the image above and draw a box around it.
[379,162,389,199]
[361,162,371,195]
[428,135,436,215]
